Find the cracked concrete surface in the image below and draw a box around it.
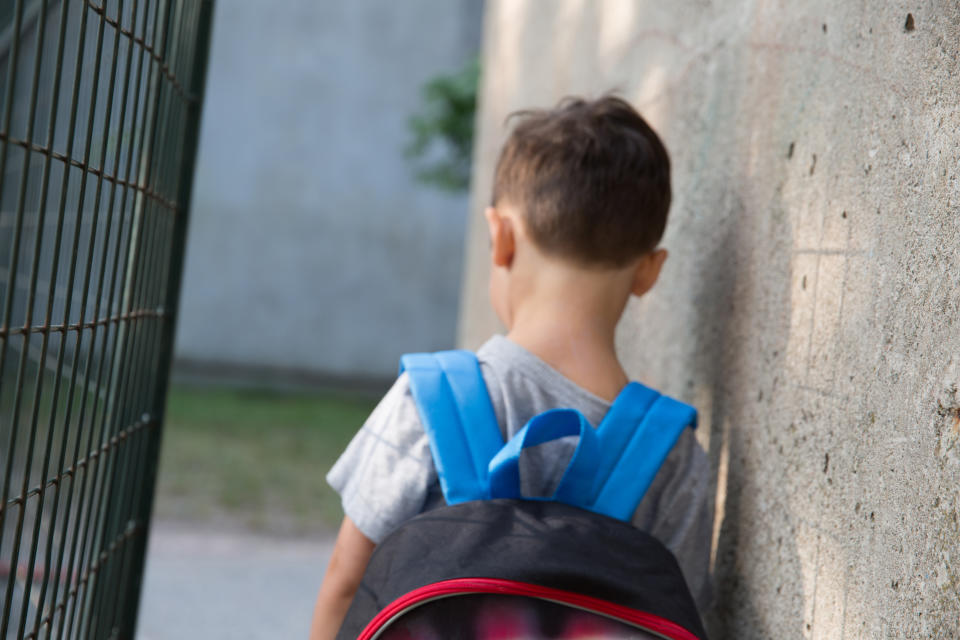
[459,1,960,636]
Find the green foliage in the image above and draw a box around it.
[406,57,480,193]
[155,385,376,533]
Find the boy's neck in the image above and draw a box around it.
[504,269,631,403]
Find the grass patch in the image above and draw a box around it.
[154,384,376,535]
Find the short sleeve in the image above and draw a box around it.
[632,428,715,613]
[326,373,437,544]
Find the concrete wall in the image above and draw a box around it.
[174,0,482,383]
[459,1,960,636]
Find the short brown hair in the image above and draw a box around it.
[492,96,671,266]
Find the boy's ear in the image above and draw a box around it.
[630,248,668,297]
[484,206,516,268]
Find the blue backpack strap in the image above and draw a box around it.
[399,350,503,505]
[589,383,697,521]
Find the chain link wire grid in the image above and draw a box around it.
[0,1,213,637]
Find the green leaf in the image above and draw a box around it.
[405,57,480,193]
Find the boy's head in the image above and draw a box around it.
[492,95,671,267]
[485,96,672,327]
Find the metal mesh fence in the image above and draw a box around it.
[0,1,212,637]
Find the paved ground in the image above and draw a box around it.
[136,523,335,640]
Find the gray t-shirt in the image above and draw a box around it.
[327,335,714,610]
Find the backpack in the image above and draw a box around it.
[337,350,708,640]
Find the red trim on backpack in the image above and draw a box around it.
[357,577,701,640]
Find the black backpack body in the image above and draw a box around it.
[338,500,707,639]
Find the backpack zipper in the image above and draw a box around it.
[358,577,700,640]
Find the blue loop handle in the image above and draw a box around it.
[488,409,599,508]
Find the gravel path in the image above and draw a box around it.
[137,523,335,640]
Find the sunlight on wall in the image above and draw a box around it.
[710,415,730,571]
[630,64,670,125]
[597,0,638,67]
[487,0,527,117]
[781,158,876,635]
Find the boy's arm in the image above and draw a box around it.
[309,516,376,640]
[314,372,437,637]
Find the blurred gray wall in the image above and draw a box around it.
[460,1,960,637]
[174,0,482,384]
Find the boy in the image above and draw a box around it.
[310,95,713,639]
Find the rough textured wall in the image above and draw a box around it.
[174,0,482,382]
[459,1,960,636]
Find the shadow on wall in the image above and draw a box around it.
[695,199,804,639]
[674,24,805,636]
